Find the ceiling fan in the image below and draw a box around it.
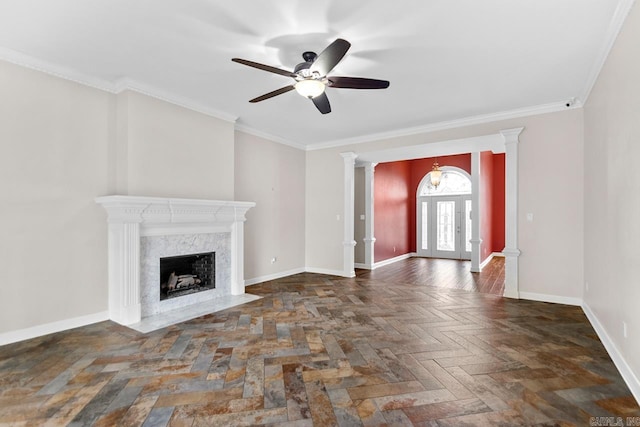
[232,38,390,114]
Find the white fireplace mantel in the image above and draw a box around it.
[95,195,255,326]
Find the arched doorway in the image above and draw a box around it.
[417,167,472,260]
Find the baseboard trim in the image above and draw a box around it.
[0,311,110,346]
[480,252,504,270]
[304,267,346,277]
[373,252,416,270]
[519,292,582,306]
[244,268,306,286]
[479,253,495,270]
[503,289,520,299]
[354,263,370,270]
[582,303,640,404]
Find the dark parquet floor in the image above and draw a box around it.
[0,257,638,426]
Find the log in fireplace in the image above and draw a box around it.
[159,252,215,300]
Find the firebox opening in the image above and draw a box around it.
[160,252,215,301]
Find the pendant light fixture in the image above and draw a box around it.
[431,160,442,188]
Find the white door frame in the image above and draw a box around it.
[344,127,522,299]
[416,196,432,257]
[430,195,471,260]
[416,167,472,260]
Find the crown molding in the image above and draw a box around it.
[234,123,307,151]
[306,101,580,151]
[1,42,597,153]
[580,0,636,104]
[0,46,118,93]
[0,47,238,124]
[114,78,238,124]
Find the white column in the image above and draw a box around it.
[363,162,377,269]
[229,218,246,296]
[470,152,482,272]
[108,222,141,325]
[501,127,524,298]
[341,152,358,277]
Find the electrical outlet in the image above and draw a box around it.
[271,257,277,264]
[585,281,589,292]
[336,214,340,221]
[623,321,628,339]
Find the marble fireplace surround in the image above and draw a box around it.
[95,195,256,328]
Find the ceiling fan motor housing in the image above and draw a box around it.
[294,52,317,74]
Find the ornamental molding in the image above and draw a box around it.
[95,195,255,225]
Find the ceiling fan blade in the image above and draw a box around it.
[312,92,331,114]
[249,85,295,103]
[232,58,297,78]
[310,38,351,76]
[328,76,390,89]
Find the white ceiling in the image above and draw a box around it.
[0,0,632,149]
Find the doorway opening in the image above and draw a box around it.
[417,167,472,260]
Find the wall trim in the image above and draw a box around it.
[373,253,416,270]
[2,44,607,154]
[580,0,636,104]
[0,311,109,346]
[0,48,238,124]
[582,303,640,403]
[235,125,306,151]
[356,134,506,164]
[479,252,495,270]
[479,252,505,270]
[116,79,238,123]
[304,267,347,277]
[306,102,578,151]
[244,268,306,286]
[519,292,582,307]
[0,46,117,93]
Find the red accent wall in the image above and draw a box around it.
[374,161,412,262]
[479,152,506,261]
[492,154,506,251]
[408,154,471,252]
[480,152,494,262]
[372,153,504,263]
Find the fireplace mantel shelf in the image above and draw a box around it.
[96,195,256,326]
[95,195,255,225]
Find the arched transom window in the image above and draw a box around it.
[418,168,472,196]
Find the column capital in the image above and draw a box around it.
[340,151,358,164]
[363,162,378,172]
[500,127,524,144]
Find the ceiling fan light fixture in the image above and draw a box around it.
[294,79,325,98]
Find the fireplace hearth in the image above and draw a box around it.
[160,252,215,300]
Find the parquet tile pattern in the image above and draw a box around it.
[0,258,638,426]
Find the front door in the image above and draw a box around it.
[417,195,471,260]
